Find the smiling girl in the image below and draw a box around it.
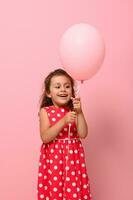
[37,68,92,200]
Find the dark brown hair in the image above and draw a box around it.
[38,68,75,112]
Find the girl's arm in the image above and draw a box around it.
[76,111,88,138]
[39,108,76,144]
[71,97,89,139]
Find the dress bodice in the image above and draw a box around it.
[44,105,79,140]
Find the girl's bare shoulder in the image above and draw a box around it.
[39,107,48,118]
[39,107,50,134]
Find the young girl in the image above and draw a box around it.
[37,68,92,200]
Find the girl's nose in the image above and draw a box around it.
[60,87,66,91]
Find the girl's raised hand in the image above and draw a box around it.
[64,111,77,124]
[71,97,82,114]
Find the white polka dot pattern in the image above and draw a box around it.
[37,106,92,199]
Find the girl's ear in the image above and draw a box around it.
[46,92,51,98]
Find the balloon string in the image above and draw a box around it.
[64,123,71,198]
[64,80,84,197]
[76,80,83,97]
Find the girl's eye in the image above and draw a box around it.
[55,86,60,89]
[66,85,70,88]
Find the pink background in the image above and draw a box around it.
[0,0,132,199]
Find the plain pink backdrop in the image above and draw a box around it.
[0,0,132,200]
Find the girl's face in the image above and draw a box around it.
[47,75,73,107]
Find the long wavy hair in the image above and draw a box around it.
[38,68,75,114]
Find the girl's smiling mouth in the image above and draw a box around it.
[58,94,68,97]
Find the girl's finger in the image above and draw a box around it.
[71,97,80,101]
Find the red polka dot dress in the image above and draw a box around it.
[37,106,92,200]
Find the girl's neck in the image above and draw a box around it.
[52,103,69,109]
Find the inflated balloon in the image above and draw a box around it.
[59,23,105,81]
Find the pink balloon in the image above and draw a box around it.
[59,23,105,81]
